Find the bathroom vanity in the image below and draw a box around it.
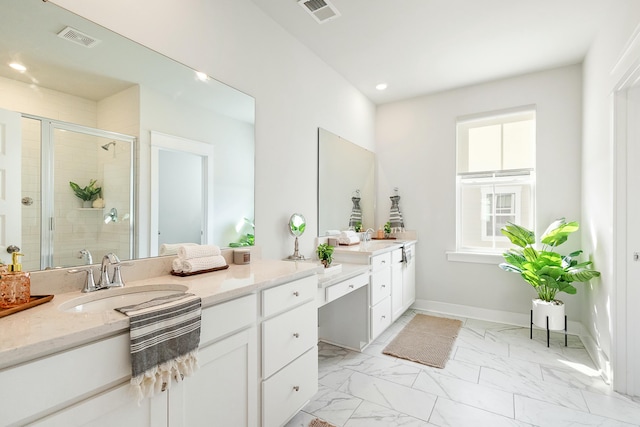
[0,257,318,427]
[317,240,417,351]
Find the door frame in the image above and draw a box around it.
[149,131,214,256]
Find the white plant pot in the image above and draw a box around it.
[532,299,565,331]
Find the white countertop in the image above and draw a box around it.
[332,239,417,256]
[0,259,320,370]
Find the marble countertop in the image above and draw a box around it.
[332,239,417,255]
[0,259,320,370]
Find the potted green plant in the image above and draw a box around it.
[69,179,102,207]
[316,243,334,268]
[499,218,601,330]
[384,221,392,238]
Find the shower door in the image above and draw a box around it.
[29,117,135,269]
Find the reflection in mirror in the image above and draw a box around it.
[0,0,255,271]
[287,213,306,260]
[317,128,375,236]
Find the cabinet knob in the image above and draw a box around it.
[381,315,386,319]
[293,386,300,392]
[349,284,354,288]
[293,291,299,297]
[381,284,386,288]
[293,333,300,338]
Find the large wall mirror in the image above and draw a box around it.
[0,0,255,271]
[317,128,375,236]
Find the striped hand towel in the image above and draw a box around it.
[116,292,201,403]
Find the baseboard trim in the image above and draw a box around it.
[411,299,613,380]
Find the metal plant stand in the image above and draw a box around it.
[530,310,567,347]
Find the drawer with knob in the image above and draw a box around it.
[262,275,316,317]
[325,272,368,303]
[262,299,317,378]
[371,296,392,339]
[262,346,318,427]
[370,267,391,306]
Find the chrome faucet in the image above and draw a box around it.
[364,228,375,242]
[98,253,121,288]
[69,252,130,292]
[77,249,93,265]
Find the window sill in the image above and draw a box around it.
[446,251,504,265]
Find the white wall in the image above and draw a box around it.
[582,4,640,382]
[51,0,376,260]
[376,65,583,322]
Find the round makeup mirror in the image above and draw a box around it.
[287,213,306,260]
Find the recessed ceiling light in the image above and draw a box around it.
[195,71,209,81]
[9,62,27,72]
[375,83,388,91]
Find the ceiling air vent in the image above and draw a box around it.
[57,26,101,48]
[298,0,341,24]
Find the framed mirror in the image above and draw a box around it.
[0,0,255,271]
[317,128,375,236]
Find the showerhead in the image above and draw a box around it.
[101,141,116,151]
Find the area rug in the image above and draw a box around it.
[383,314,463,368]
[308,418,336,427]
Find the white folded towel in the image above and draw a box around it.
[338,230,360,245]
[180,255,227,273]
[160,242,197,256]
[338,236,360,245]
[178,245,221,260]
[172,258,184,273]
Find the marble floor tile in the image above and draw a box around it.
[454,346,543,381]
[429,397,531,427]
[413,370,515,417]
[337,352,421,387]
[344,401,435,427]
[338,371,437,421]
[304,385,363,426]
[582,389,640,425]
[479,365,589,411]
[514,395,638,426]
[297,311,634,426]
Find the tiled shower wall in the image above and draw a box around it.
[0,76,136,271]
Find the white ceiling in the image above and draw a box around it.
[251,0,617,104]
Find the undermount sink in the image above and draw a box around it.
[58,284,189,313]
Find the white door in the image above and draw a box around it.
[0,108,21,265]
[624,84,640,397]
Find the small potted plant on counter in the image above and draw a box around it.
[384,221,392,238]
[317,243,341,274]
[69,179,102,208]
[499,218,600,331]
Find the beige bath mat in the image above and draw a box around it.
[383,314,462,368]
[309,418,336,427]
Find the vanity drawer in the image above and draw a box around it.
[262,300,317,378]
[326,272,368,303]
[370,267,391,305]
[262,275,316,318]
[262,346,318,427]
[371,252,391,271]
[200,294,257,346]
[371,296,392,339]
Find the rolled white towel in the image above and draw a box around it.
[340,230,357,238]
[338,235,360,245]
[178,245,221,260]
[182,255,227,273]
[172,258,184,273]
[160,242,197,256]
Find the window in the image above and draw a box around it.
[456,108,536,253]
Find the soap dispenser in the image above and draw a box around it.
[0,252,31,308]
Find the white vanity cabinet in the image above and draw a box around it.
[260,275,318,427]
[4,294,258,427]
